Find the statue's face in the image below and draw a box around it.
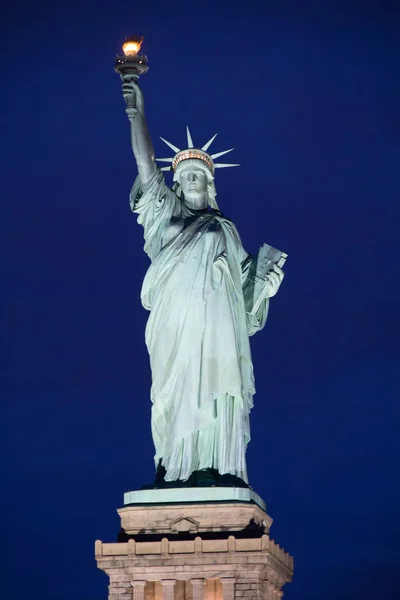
[177,160,209,209]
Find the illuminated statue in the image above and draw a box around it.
[118,58,285,486]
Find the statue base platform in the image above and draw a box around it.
[123,486,265,510]
[95,489,293,599]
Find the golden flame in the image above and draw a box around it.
[122,40,142,56]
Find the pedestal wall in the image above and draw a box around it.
[95,500,293,600]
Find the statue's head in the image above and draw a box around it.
[173,159,216,210]
[157,127,239,211]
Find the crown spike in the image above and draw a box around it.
[156,158,173,162]
[186,126,194,148]
[160,137,180,153]
[160,166,172,171]
[214,163,240,168]
[202,133,218,152]
[211,148,234,159]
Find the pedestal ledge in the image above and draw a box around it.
[95,532,294,586]
[118,491,272,536]
[124,486,266,509]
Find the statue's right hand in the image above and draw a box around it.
[121,76,145,115]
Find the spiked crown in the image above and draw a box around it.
[156,126,239,174]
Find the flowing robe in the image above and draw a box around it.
[130,169,269,482]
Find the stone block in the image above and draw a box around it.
[202,540,228,553]
[136,542,162,555]
[110,582,132,589]
[104,543,129,556]
[169,541,195,554]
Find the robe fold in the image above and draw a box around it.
[130,169,269,482]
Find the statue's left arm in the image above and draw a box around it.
[241,253,284,336]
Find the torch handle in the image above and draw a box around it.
[121,73,140,116]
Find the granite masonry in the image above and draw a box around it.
[95,497,293,600]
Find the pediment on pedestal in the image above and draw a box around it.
[170,516,199,533]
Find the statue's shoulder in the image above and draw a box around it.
[215,211,235,227]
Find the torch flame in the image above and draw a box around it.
[123,38,143,56]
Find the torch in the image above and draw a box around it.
[114,36,149,113]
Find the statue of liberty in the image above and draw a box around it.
[120,77,285,488]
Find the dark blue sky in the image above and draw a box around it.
[2,1,399,599]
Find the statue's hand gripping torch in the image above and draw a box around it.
[114,36,149,119]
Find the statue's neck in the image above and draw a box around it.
[183,193,208,210]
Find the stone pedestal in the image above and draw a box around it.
[95,488,293,600]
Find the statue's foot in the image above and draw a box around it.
[191,468,219,487]
[141,461,249,490]
[217,472,249,488]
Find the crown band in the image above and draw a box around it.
[172,150,214,173]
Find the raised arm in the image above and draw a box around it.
[121,75,157,185]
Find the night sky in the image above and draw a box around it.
[2,1,399,599]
